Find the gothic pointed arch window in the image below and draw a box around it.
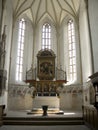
[41,23,51,49]
[16,18,26,81]
[68,19,76,81]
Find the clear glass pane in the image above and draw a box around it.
[22,29,25,36]
[69,58,72,65]
[17,50,20,56]
[49,28,51,32]
[68,32,71,37]
[73,57,76,64]
[42,23,51,49]
[21,51,23,57]
[72,30,74,35]
[21,43,24,50]
[17,57,20,64]
[48,33,50,38]
[16,65,19,72]
[16,72,19,81]
[68,24,71,30]
[73,73,76,79]
[20,58,23,65]
[20,66,23,72]
[72,43,75,49]
[46,28,48,33]
[73,50,76,57]
[72,36,74,42]
[69,51,72,57]
[46,32,48,38]
[73,65,76,72]
[21,36,24,43]
[43,25,45,30]
[49,33,51,38]
[18,36,21,43]
[49,46,51,49]
[22,23,25,30]
[68,38,71,43]
[71,23,74,29]
[19,73,22,81]
[19,22,22,28]
[69,44,72,50]
[70,73,72,81]
[49,40,51,46]
[19,29,22,36]
[70,66,72,73]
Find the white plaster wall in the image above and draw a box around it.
[8,92,82,111]
[23,18,33,80]
[8,94,33,110]
[88,0,98,72]
[0,0,13,107]
[2,0,13,87]
[0,0,2,34]
[33,97,59,109]
[60,92,82,111]
[59,23,65,70]
[79,0,92,83]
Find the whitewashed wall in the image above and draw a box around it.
[59,84,83,111]
[79,0,92,83]
[60,93,82,111]
[88,0,98,72]
[0,0,2,35]
[8,84,83,111]
[0,0,13,107]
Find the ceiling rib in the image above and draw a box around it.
[46,0,47,12]
[12,0,80,25]
[51,0,57,23]
[16,7,31,20]
[57,0,75,18]
[30,0,36,8]
[35,0,41,23]
[14,0,20,13]
[63,0,76,17]
[30,8,34,23]
[71,0,77,14]
[59,10,63,24]
[15,0,27,17]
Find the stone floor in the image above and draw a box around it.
[0,110,91,130]
[5,110,83,118]
[0,125,91,130]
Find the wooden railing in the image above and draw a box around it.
[82,105,98,130]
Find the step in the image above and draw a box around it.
[3,117,84,125]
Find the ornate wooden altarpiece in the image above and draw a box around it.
[25,49,67,97]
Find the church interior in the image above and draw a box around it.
[0,0,98,129]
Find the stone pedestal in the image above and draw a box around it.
[42,105,48,116]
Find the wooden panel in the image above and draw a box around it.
[83,105,98,129]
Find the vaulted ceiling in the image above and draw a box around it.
[11,0,80,24]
